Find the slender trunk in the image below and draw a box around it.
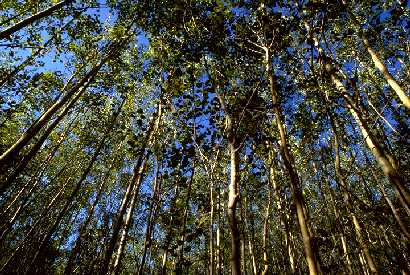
[100,151,147,275]
[265,47,319,275]
[261,189,271,275]
[363,38,409,109]
[243,197,257,275]
[175,161,195,273]
[111,159,148,275]
[210,176,215,275]
[138,158,160,275]
[216,93,241,275]
[328,111,379,274]
[100,107,160,275]
[161,248,168,275]
[270,165,295,273]
[227,140,241,275]
[0,0,74,39]
[359,252,370,275]
[216,187,222,275]
[241,229,246,274]
[112,103,162,275]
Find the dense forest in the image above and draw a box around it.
[0,0,409,274]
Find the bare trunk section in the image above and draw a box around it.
[261,188,271,275]
[99,153,145,275]
[0,0,74,39]
[216,187,223,275]
[228,140,241,275]
[111,159,148,275]
[264,47,319,275]
[270,165,295,274]
[217,92,241,275]
[210,175,215,275]
[363,39,409,109]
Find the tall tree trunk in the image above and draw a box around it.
[111,159,148,275]
[216,186,223,275]
[243,197,257,275]
[0,0,74,39]
[264,47,319,275]
[216,92,241,275]
[175,160,195,273]
[100,103,161,275]
[210,175,215,275]
[227,139,241,275]
[328,111,379,274]
[138,156,161,275]
[240,200,246,275]
[99,157,144,275]
[261,188,271,275]
[270,165,296,274]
